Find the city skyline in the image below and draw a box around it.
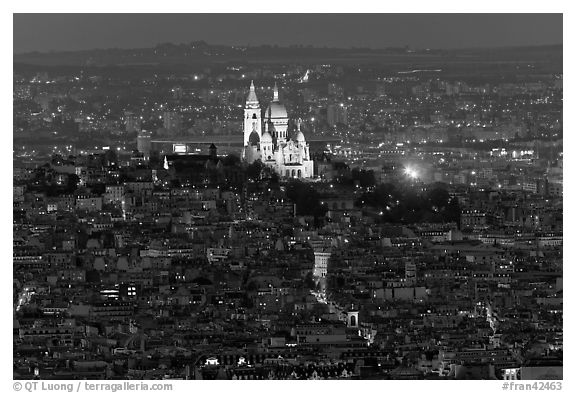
[12,12,563,384]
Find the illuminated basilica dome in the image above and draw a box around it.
[260,130,273,143]
[264,83,289,142]
[242,81,314,179]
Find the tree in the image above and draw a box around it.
[245,281,258,292]
[223,154,241,166]
[285,180,328,220]
[350,168,376,188]
[426,186,450,211]
[246,160,264,181]
[65,174,80,193]
[358,169,376,187]
[445,197,462,226]
[303,272,316,290]
[359,183,459,224]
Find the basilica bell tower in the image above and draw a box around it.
[243,80,262,146]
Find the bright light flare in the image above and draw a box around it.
[404,167,418,179]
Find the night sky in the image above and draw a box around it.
[14,14,562,54]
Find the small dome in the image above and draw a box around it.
[261,131,273,143]
[295,130,306,143]
[266,102,288,120]
[248,130,260,146]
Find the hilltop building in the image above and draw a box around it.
[242,81,314,179]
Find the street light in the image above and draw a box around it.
[404,167,418,179]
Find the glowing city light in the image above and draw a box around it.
[405,167,418,179]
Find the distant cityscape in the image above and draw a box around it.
[13,37,562,380]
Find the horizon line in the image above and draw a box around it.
[13,41,563,57]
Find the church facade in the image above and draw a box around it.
[242,81,314,179]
